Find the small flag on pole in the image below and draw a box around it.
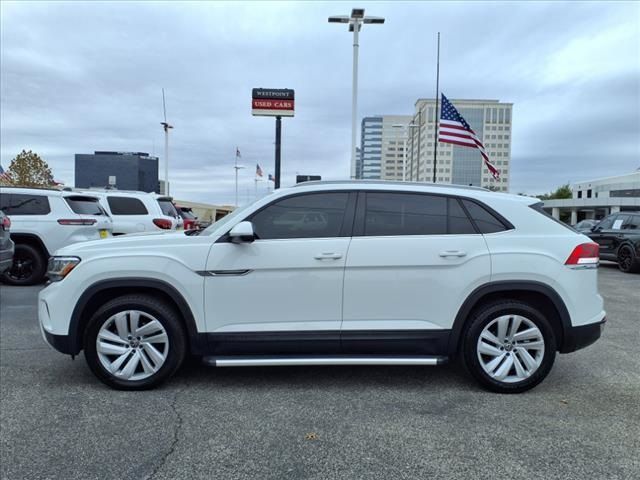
[438,94,500,180]
[268,173,275,182]
[256,164,264,177]
[236,147,241,158]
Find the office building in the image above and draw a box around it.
[380,115,413,181]
[75,151,159,193]
[358,116,383,179]
[543,171,640,223]
[405,98,513,191]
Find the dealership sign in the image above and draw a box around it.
[252,88,295,117]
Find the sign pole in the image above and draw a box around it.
[275,116,282,189]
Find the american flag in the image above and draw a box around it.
[256,163,263,177]
[0,164,11,182]
[268,173,275,182]
[438,94,500,180]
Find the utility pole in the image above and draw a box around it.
[160,88,173,195]
[329,9,385,179]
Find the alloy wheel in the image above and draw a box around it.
[96,310,169,381]
[7,253,34,281]
[476,314,545,383]
[618,247,633,272]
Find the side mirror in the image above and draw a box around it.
[229,221,255,243]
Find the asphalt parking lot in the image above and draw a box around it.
[1,264,639,480]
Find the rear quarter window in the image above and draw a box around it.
[528,202,576,232]
[461,199,510,234]
[64,196,105,215]
[107,196,148,215]
[0,193,51,215]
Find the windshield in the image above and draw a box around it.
[179,209,196,220]
[200,202,257,236]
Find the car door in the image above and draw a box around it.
[341,191,491,355]
[594,214,628,260]
[203,191,355,355]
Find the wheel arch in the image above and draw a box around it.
[9,233,49,257]
[68,278,206,356]
[449,281,572,356]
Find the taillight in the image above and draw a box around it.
[153,218,173,230]
[565,242,599,267]
[1,216,10,231]
[57,219,97,226]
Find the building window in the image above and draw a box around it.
[587,189,592,198]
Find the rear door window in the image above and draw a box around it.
[363,193,476,236]
[107,196,148,215]
[0,193,51,215]
[64,196,105,215]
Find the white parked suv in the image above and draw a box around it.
[38,182,606,393]
[0,187,113,285]
[82,190,183,235]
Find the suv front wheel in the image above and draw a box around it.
[2,243,47,286]
[83,294,187,390]
[462,300,557,393]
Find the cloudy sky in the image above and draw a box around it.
[1,1,639,204]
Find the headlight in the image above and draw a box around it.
[47,256,81,282]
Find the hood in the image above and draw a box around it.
[54,230,210,257]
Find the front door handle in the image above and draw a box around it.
[439,250,467,258]
[314,252,342,260]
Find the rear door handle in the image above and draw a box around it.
[439,250,467,258]
[314,252,342,260]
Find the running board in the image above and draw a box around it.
[202,355,448,367]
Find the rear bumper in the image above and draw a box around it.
[560,318,606,353]
[0,239,14,273]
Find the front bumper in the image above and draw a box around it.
[43,329,74,355]
[560,318,606,353]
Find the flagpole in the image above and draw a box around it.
[234,148,239,206]
[432,31,440,184]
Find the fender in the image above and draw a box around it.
[68,277,206,355]
[448,280,572,355]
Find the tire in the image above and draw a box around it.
[462,300,557,394]
[617,245,640,273]
[2,243,47,286]
[83,294,187,390]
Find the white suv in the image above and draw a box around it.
[38,182,606,393]
[83,190,183,235]
[0,187,112,285]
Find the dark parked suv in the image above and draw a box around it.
[0,210,15,274]
[588,212,640,273]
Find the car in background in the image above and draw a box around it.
[0,188,113,285]
[0,210,15,274]
[573,219,598,233]
[588,211,640,273]
[175,205,197,230]
[85,191,183,235]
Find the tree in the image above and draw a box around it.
[5,150,54,187]
[537,183,572,201]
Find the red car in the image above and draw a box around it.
[175,205,198,230]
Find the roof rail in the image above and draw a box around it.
[292,180,489,192]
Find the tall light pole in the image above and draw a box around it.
[392,123,419,181]
[160,88,173,195]
[329,8,384,179]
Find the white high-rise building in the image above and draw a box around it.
[356,115,412,180]
[405,98,513,191]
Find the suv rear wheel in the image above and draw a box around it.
[83,294,187,390]
[617,245,640,273]
[462,300,556,393]
[2,243,47,286]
